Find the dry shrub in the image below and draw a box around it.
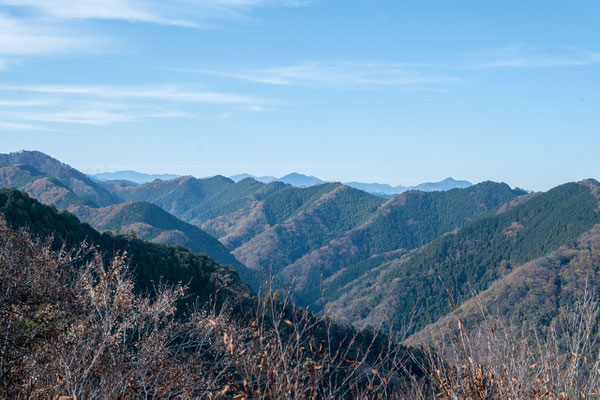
[0,217,418,399]
[414,285,600,399]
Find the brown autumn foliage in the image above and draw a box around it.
[4,212,600,399]
[0,217,419,399]
[408,282,600,399]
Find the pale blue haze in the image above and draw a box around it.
[0,1,599,190]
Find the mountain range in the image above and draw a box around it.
[90,170,180,184]
[230,172,473,196]
[1,150,599,345]
[92,169,473,197]
[0,151,256,285]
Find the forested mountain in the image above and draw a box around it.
[105,171,523,308]
[69,201,252,277]
[408,222,600,346]
[0,164,97,209]
[228,172,473,196]
[0,151,120,206]
[0,188,425,398]
[284,182,524,308]
[0,152,250,282]
[0,188,250,307]
[330,180,600,335]
[101,175,288,225]
[4,150,599,348]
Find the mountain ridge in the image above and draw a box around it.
[0,151,121,207]
[0,152,253,285]
[328,180,600,335]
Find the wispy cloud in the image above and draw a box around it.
[474,45,600,69]
[0,13,97,57]
[0,0,308,71]
[0,83,267,130]
[0,0,308,27]
[239,105,271,112]
[0,121,55,132]
[0,83,265,104]
[188,61,455,88]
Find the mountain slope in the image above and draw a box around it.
[284,182,524,307]
[408,222,600,345]
[69,201,259,287]
[0,151,120,206]
[330,180,600,335]
[0,188,251,307]
[0,154,254,286]
[0,165,96,209]
[105,175,288,226]
[101,171,525,309]
[231,183,384,274]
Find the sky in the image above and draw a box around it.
[0,0,599,191]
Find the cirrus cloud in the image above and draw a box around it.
[0,0,309,27]
[0,83,268,130]
[185,61,456,88]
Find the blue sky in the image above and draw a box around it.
[0,0,599,190]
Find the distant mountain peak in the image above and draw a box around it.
[91,170,180,185]
[277,173,325,188]
[229,172,474,196]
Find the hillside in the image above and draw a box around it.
[100,171,525,308]
[407,222,600,345]
[0,153,252,284]
[330,180,600,335]
[0,188,251,307]
[0,165,96,209]
[284,181,524,308]
[70,201,259,287]
[0,151,120,206]
[103,175,288,226]
[0,197,425,398]
[11,151,595,342]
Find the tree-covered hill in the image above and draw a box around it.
[0,151,120,206]
[70,201,259,287]
[0,154,253,285]
[407,223,600,346]
[0,188,250,307]
[0,164,97,209]
[330,180,600,335]
[283,182,524,307]
[102,174,288,226]
[92,164,528,310]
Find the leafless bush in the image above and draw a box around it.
[0,217,420,399]
[413,284,600,399]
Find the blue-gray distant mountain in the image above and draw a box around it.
[278,173,325,187]
[230,173,325,187]
[230,173,472,196]
[91,170,180,184]
[403,177,472,193]
[230,173,277,184]
[343,182,400,196]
